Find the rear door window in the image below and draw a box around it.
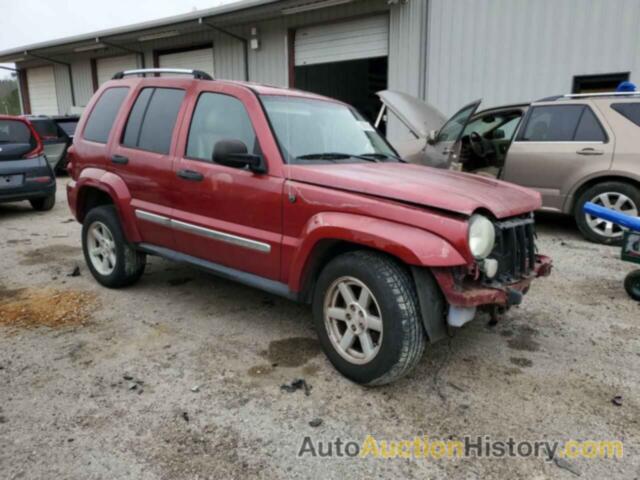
[83,87,129,143]
[122,87,185,154]
[611,102,640,127]
[519,105,606,142]
[519,105,584,141]
[574,107,607,142]
[31,119,60,141]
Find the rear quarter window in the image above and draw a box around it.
[83,87,129,143]
[611,103,640,127]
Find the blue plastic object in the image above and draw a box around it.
[583,202,640,231]
[617,81,637,92]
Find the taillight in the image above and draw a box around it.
[24,121,44,159]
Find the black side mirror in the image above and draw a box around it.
[213,139,267,174]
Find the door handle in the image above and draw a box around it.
[111,154,129,165]
[177,169,204,182]
[577,148,604,156]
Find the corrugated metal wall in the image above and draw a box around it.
[426,0,640,115]
[71,59,95,107]
[53,64,71,114]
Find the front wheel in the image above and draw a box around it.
[575,182,640,245]
[625,270,640,301]
[82,205,146,288]
[312,251,427,386]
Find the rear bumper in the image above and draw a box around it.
[0,180,56,203]
[433,255,552,308]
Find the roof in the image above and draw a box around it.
[0,0,282,62]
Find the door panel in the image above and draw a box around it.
[427,100,481,168]
[502,104,613,210]
[110,86,187,248]
[171,89,284,280]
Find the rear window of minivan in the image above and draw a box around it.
[0,119,34,144]
[83,87,129,143]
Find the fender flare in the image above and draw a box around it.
[75,168,141,242]
[288,212,467,292]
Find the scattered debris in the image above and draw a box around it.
[128,382,138,391]
[280,378,312,396]
[67,266,81,277]
[554,456,581,476]
[510,357,533,368]
[309,418,323,428]
[62,219,75,223]
[191,385,200,393]
[123,374,134,381]
[0,416,7,424]
[612,395,623,407]
[182,412,190,423]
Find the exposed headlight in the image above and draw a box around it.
[468,214,496,260]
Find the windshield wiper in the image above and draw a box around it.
[358,153,405,163]
[296,152,378,162]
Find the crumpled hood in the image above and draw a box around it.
[287,163,541,219]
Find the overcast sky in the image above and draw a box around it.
[0,0,241,79]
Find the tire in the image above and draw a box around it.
[29,194,55,212]
[575,182,640,245]
[312,250,427,386]
[624,270,640,301]
[82,205,146,288]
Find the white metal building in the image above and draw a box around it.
[1,0,640,142]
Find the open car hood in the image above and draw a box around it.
[377,90,448,138]
[287,162,541,219]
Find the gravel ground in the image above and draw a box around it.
[1,178,638,479]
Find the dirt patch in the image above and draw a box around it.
[507,325,540,352]
[261,337,320,367]
[19,244,81,266]
[510,357,533,368]
[247,364,275,377]
[0,288,97,330]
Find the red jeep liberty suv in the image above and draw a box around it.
[67,69,551,385]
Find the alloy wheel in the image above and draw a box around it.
[323,276,383,365]
[87,221,117,276]
[586,192,639,239]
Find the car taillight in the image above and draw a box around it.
[24,121,44,159]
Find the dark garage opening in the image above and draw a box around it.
[294,56,388,130]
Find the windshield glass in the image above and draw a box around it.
[260,95,397,163]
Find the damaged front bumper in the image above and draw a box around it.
[413,255,552,341]
[433,254,552,309]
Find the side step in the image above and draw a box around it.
[138,243,299,302]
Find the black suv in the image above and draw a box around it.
[0,115,56,211]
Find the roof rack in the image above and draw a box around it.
[112,68,214,80]
[562,91,640,99]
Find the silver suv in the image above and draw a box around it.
[378,91,640,245]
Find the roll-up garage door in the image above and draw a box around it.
[96,54,138,85]
[158,48,215,78]
[295,15,389,66]
[27,66,58,115]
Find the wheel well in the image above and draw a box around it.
[77,187,114,222]
[569,175,640,213]
[299,240,408,304]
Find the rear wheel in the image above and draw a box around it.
[312,251,426,386]
[575,182,640,245]
[30,194,55,211]
[625,270,640,301]
[82,205,146,288]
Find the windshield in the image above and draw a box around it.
[261,95,397,163]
